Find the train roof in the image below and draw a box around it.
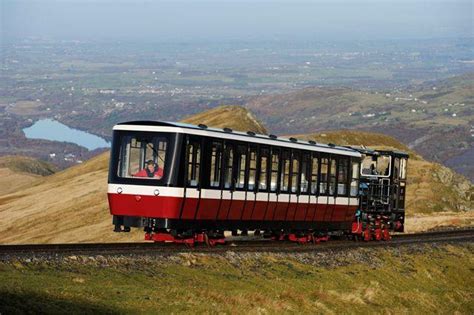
[114,120,363,157]
[350,146,409,158]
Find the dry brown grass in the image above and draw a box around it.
[0,153,143,244]
[181,105,268,134]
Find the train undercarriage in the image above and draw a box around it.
[113,214,402,247]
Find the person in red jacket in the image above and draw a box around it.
[133,160,163,179]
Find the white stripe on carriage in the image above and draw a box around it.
[108,184,358,205]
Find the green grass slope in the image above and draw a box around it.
[1,244,472,314]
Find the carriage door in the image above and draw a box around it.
[216,143,234,220]
[180,137,202,220]
[242,145,258,220]
[325,157,337,221]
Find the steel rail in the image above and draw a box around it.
[0,228,472,257]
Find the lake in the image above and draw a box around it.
[23,119,110,150]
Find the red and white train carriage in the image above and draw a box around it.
[108,121,361,244]
[108,121,406,245]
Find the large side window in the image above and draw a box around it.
[311,154,319,194]
[280,150,290,193]
[270,149,280,192]
[259,147,269,191]
[300,153,310,194]
[350,160,360,197]
[187,140,201,187]
[236,145,247,189]
[320,157,328,195]
[248,146,257,191]
[337,158,349,196]
[291,151,300,193]
[329,158,337,196]
[224,144,234,189]
[209,141,223,188]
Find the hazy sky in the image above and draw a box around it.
[2,0,473,42]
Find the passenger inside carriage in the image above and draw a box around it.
[116,135,168,180]
[133,160,164,179]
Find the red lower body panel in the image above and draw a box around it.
[227,200,245,220]
[108,193,357,224]
[251,201,267,221]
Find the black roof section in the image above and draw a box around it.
[117,120,360,153]
[116,120,407,157]
[350,146,409,158]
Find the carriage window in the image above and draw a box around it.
[209,142,223,188]
[224,145,234,189]
[329,158,337,195]
[248,147,257,190]
[236,145,247,189]
[361,154,391,177]
[291,152,300,193]
[280,151,290,192]
[377,155,391,176]
[400,158,407,180]
[117,135,168,180]
[350,161,359,197]
[311,155,319,194]
[259,148,269,191]
[393,157,400,180]
[270,151,279,192]
[300,153,310,194]
[187,141,201,187]
[337,158,349,195]
[320,157,328,195]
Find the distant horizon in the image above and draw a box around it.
[3,0,472,42]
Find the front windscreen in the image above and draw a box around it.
[117,134,169,180]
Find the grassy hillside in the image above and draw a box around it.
[0,155,57,176]
[0,156,56,196]
[0,152,131,244]
[1,244,473,314]
[181,105,268,134]
[0,107,471,244]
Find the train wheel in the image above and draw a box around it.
[203,233,212,247]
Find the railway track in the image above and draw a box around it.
[0,228,472,257]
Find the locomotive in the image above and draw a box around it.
[107,121,408,245]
